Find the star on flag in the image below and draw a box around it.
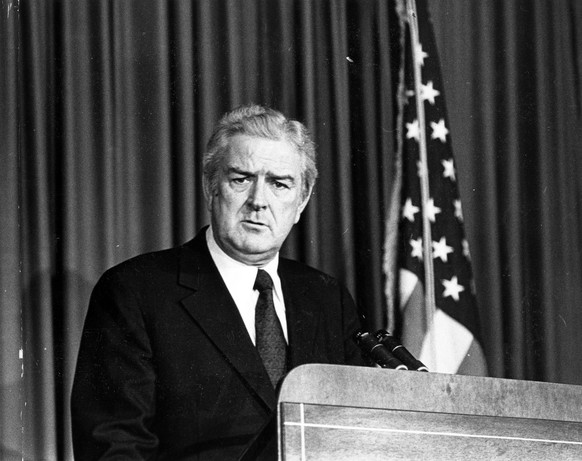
[421,81,440,105]
[442,158,456,181]
[410,237,423,260]
[430,118,449,143]
[441,276,465,302]
[462,239,471,259]
[406,119,420,141]
[402,198,420,222]
[454,199,464,221]
[425,198,441,222]
[415,43,428,66]
[404,89,416,105]
[432,237,454,262]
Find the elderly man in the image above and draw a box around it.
[71,105,365,460]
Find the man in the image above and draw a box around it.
[71,105,365,460]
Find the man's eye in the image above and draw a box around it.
[232,177,248,184]
[273,181,289,190]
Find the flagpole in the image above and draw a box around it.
[406,0,437,363]
[383,2,410,334]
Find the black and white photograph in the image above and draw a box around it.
[2,0,582,459]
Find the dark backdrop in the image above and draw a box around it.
[1,0,581,459]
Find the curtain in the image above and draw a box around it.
[430,0,582,383]
[1,0,581,459]
[1,1,22,460]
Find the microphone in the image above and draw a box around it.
[375,330,429,372]
[354,330,408,370]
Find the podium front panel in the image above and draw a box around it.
[280,402,582,460]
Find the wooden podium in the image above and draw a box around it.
[277,364,582,460]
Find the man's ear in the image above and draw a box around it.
[202,175,214,212]
[294,185,314,223]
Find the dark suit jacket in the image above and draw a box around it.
[71,228,365,460]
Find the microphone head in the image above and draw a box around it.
[374,329,429,372]
[353,330,408,370]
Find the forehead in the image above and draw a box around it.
[224,135,302,174]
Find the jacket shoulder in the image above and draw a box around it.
[278,258,342,288]
[103,245,180,277]
[96,237,203,288]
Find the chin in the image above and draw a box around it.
[238,237,280,257]
[241,242,276,256]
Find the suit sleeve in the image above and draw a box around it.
[71,270,158,460]
[339,283,367,367]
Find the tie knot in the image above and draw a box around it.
[254,269,274,292]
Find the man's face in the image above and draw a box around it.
[205,134,311,266]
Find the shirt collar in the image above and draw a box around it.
[206,226,281,290]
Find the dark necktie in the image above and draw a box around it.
[254,269,287,388]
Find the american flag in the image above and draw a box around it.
[384,0,488,375]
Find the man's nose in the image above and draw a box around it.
[247,180,268,210]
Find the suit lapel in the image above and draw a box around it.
[280,263,322,368]
[177,231,277,410]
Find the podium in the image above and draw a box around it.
[277,364,582,460]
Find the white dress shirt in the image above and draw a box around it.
[206,226,288,345]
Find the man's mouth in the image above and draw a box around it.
[242,219,267,228]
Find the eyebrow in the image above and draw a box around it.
[227,167,297,183]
